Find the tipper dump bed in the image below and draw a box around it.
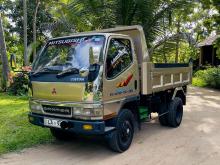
[142,62,192,94]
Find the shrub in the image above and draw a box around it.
[7,73,29,96]
[193,67,220,89]
[192,77,207,87]
[7,66,31,96]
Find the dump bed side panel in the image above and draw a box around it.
[141,62,192,95]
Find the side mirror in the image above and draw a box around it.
[10,54,17,70]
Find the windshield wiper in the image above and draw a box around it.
[56,67,79,78]
[31,67,59,76]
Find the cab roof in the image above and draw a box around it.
[48,33,127,42]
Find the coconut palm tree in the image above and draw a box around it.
[23,0,28,66]
[42,0,192,63]
[52,0,190,46]
[0,6,10,91]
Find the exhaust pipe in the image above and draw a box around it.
[60,121,72,130]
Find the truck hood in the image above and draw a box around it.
[30,66,103,103]
[32,81,86,102]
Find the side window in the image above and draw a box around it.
[106,38,133,79]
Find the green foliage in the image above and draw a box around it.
[1,0,219,67]
[152,41,199,63]
[193,67,220,89]
[151,0,219,63]
[5,0,53,44]
[7,72,29,96]
[2,0,54,64]
[192,77,207,87]
[0,94,53,155]
[50,0,191,48]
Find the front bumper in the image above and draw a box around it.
[28,113,115,135]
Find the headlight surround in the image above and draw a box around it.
[29,101,103,120]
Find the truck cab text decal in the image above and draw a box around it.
[48,37,86,46]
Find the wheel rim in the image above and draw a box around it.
[176,104,183,124]
[119,120,132,144]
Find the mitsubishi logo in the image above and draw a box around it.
[52,88,57,95]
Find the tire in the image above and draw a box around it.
[50,128,73,141]
[167,97,183,127]
[106,109,135,153]
[158,103,169,126]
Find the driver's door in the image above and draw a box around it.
[103,36,139,115]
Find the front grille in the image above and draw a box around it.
[42,105,71,115]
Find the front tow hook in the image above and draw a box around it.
[60,121,73,130]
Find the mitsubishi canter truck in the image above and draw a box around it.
[27,25,192,152]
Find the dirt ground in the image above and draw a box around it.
[1,86,220,165]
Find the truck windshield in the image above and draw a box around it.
[32,35,105,73]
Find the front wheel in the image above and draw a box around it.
[105,109,135,153]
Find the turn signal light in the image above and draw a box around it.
[83,124,93,130]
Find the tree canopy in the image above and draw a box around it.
[0,0,219,89]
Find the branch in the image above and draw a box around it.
[149,32,198,55]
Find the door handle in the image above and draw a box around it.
[134,80,137,90]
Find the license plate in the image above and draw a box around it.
[44,118,63,128]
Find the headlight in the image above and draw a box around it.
[73,107,83,115]
[73,107,103,117]
[29,101,42,111]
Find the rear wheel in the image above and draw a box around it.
[167,97,183,127]
[106,109,135,153]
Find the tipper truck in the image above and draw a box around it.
[25,25,192,152]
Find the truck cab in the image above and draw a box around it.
[28,26,192,152]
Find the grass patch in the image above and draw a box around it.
[0,93,54,155]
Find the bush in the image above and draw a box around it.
[7,72,29,96]
[193,67,220,89]
[7,66,31,96]
[192,77,207,87]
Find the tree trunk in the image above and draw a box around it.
[163,42,167,63]
[23,0,28,66]
[162,17,167,63]
[33,0,40,60]
[175,20,180,63]
[0,13,10,91]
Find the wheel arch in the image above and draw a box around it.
[121,100,139,121]
[119,97,140,130]
[172,87,186,105]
